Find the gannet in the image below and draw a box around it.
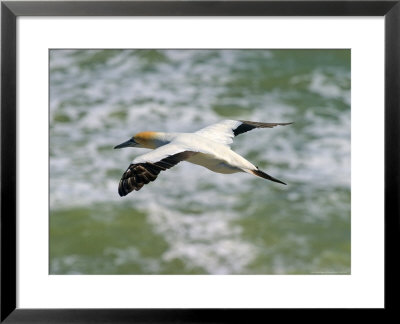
[114,120,292,196]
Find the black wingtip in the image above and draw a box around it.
[118,180,127,197]
[270,177,287,185]
[252,169,287,185]
[276,122,293,127]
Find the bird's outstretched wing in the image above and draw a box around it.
[195,120,292,146]
[118,144,196,196]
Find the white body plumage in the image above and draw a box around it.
[114,120,292,196]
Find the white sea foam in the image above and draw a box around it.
[50,49,350,274]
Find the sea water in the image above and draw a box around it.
[49,49,350,274]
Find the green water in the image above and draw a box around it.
[50,49,350,274]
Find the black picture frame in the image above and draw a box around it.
[1,1,399,322]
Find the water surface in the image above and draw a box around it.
[50,49,351,274]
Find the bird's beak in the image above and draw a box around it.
[114,138,137,149]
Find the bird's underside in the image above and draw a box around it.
[116,120,292,196]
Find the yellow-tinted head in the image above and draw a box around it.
[133,131,158,149]
[114,131,158,150]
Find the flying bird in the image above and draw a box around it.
[114,120,292,196]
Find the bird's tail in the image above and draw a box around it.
[248,168,287,185]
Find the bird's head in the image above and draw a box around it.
[114,131,159,149]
